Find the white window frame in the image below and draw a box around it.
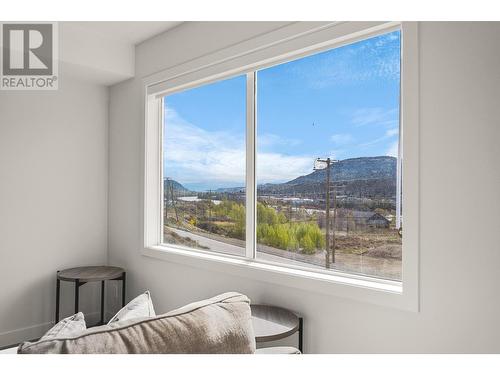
[141,21,419,311]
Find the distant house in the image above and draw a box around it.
[366,212,390,228]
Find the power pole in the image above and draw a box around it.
[314,157,338,269]
[167,178,168,223]
[325,158,331,269]
[331,179,336,264]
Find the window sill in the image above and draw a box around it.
[142,244,415,311]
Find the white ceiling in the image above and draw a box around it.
[59,22,183,85]
[66,22,183,46]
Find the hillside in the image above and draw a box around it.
[164,178,190,193]
[258,156,397,201]
[165,156,398,202]
[287,156,396,184]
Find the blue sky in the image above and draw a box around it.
[164,30,400,191]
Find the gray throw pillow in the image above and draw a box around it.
[43,312,86,339]
[107,290,156,324]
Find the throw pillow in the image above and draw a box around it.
[107,290,156,324]
[43,312,86,339]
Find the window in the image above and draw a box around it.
[160,30,402,280]
[162,75,246,257]
[146,22,419,310]
[256,31,402,280]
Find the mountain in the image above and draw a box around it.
[165,156,398,203]
[164,178,191,193]
[288,156,396,185]
[258,156,397,201]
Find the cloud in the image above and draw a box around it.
[330,133,354,146]
[385,128,399,137]
[287,30,400,89]
[257,153,313,182]
[258,133,301,149]
[360,127,399,147]
[386,141,399,157]
[350,107,399,127]
[164,108,313,187]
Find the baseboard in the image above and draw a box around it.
[0,311,101,349]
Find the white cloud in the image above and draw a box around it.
[351,107,398,127]
[330,133,353,146]
[288,31,400,89]
[164,108,313,186]
[359,127,399,148]
[257,153,313,183]
[386,141,399,157]
[258,133,301,149]
[385,128,399,137]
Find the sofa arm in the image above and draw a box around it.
[255,346,301,354]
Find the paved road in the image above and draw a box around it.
[169,228,323,269]
[168,227,401,280]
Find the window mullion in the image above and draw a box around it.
[245,72,256,259]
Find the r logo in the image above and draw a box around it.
[2,23,53,76]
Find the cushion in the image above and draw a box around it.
[108,291,155,324]
[42,312,86,339]
[18,292,255,354]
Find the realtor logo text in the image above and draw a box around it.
[1,22,58,90]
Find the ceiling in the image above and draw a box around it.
[65,21,183,46]
[59,22,183,85]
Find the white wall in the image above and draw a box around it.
[0,64,109,346]
[108,22,500,353]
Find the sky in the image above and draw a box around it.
[163,30,401,191]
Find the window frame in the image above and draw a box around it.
[141,21,419,311]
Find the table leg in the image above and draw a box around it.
[298,317,303,353]
[121,272,126,307]
[74,279,80,313]
[100,280,105,325]
[55,277,60,324]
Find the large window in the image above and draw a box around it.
[159,28,404,282]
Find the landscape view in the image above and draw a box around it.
[162,30,402,280]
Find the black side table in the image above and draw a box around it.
[55,266,126,325]
[251,304,303,353]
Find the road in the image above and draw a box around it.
[167,227,401,280]
[168,227,324,269]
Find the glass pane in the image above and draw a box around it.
[256,31,402,280]
[162,75,246,257]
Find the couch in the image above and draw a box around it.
[3,292,299,354]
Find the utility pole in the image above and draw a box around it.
[331,178,337,264]
[314,157,338,269]
[164,178,167,222]
[325,158,331,268]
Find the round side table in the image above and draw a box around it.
[251,304,303,353]
[55,266,126,326]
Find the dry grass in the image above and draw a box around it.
[335,231,401,259]
[164,228,209,250]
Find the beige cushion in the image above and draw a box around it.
[43,312,86,339]
[18,292,255,354]
[108,291,155,324]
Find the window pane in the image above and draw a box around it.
[256,31,402,280]
[162,75,246,257]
